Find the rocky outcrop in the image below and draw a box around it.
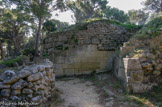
[114,34,162,93]
[0,59,55,106]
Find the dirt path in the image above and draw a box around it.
[49,73,154,107]
[55,78,104,107]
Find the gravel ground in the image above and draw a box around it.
[55,77,104,107]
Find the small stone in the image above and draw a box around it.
[10,96,21,101]
[27,72,43,82]
[153,71,161,76]
[27,94,33,98]
[22,88,33,94]
[151,60,157,66]
[0,70,16,81]
[42,71,47,76]
[1,89,11,97]
[12,90,21,96]
[24,66,38,74]
[0,82,10,89]
[37,65,45,72]
[32,96,42,103]
[142,62,152,68]
[17,69,32,79]
[28,82,33,88]
[155,64,162,71]
[146,53,155,59]
[11,79,28,90]
[3,76,20,84]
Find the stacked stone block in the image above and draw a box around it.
[43,21,135,76]
[114,34,162,93]
[0,59,55,106]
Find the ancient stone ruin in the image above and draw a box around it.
[43,20,162,94]
[43,21,136,76]
[0,59,55,106]
[114,35,162,93]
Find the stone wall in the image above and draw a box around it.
[114,34,162,93]
[43,21,135,76]
[0,59,55,106]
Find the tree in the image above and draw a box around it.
[43,19,69,32]
[0,9,31,56]
[0,38,5,59]
[66,0,108,22]
[5,0,66,56]
[103,7,129,23]
[128,9,149,25]
[142,0,162,12]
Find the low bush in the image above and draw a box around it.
[0,55,27,67]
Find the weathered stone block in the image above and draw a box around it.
[27,72,43,82]
[22,88,33,94]
[11,79,28,90]
[0,82,10,89]
[1,89,11,97]
[124,58,142,70]
[130,70,144,83]
[12,90,21,96]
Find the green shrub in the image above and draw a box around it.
[64,18,141,32]
[0,56,26,67]
[74,39,78,44]
[55,45,63,50]
[134,16,162,39]
[22,48,35,56]
[42,53,49,58]
[64,46,69,50]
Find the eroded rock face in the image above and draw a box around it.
[0,59,55,106]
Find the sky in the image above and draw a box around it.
[53,0,145,24]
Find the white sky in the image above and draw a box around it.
[53,0,146,24]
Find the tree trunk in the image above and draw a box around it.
[13,38,18,56]
[35,18,42,56]
[7,41,12,57]
[160,1,162,12]
[0,41,4,60]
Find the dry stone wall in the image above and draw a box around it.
[114,34,162,93]
[43,21,135,76]
[0,59,55,106]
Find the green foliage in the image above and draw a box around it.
[0,56,26,67]
[68,18,141,31]
[66,0,108,22]
[128,9,149,25]
[43,20,57,32]
[134,16,162,39]
[42,53,49,58]
[143,0,162,13]
[22,48,35,56]
[74,39,78,44]
[104,7,129,23]
[55,45,63,50]
[64,46,69,50]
